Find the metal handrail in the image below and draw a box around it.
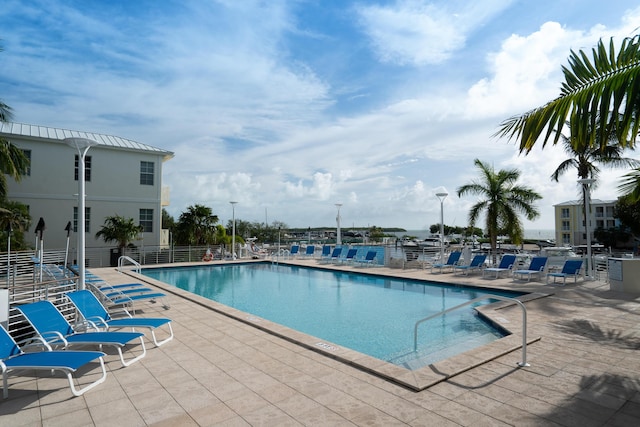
[413,294,530,367]
[117,255,141,273]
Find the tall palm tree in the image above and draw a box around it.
[175,204,219,245]
[495,35,640,153]
[457,159,542,263]
[551,118,639,185]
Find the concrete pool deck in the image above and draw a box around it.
[2,259,640,426]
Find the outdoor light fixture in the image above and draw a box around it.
[230,201,238,260]
[435,188,449,264]
[335,203,343,245]
[64,137,98,290]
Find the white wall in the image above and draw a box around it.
[5,135,168,252]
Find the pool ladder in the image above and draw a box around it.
[413,294,530,367]
[117,255,142,274]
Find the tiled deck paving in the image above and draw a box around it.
[1,259,640,426]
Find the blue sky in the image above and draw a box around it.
[1,0,639,232]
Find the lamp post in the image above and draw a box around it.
[230,201,237,260]
[335,203,343,245]
[6,223,12,288]
[578,178,596,280]
[65,137,98,290]
[435,189,449,264]
[63,221,72,272]
[35,217,45,282]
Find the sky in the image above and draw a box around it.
[1,0,639,233]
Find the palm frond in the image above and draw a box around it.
[495,35,640,152]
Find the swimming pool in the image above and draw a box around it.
[142,263,523,370]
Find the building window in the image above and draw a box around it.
[607,220,615,228]
[74,155,92,181]
[596,220,604,229]
[606,206,614,217]
[140,161,154,185]
[595,206,604,218]
[73,207,91,233]
[562,220,570,231]
[139,209,153,232]
[21,149,31,176]
[562,234,570,244]
[561,208,570,218]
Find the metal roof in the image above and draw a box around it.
[0,122,174,160]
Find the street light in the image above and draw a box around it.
[230,201,238,260]
[578,178,596,280]
[335,203,343,245]
[65,137,98,290]
[435,188,449,264]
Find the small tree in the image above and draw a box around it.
[0,200,31,250]
[95,215,143,252]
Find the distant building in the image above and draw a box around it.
[1,122,173,265]
[554,199,618,246]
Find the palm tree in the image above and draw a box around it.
[95,215,143,250]
[175,204,219,245]
[551,119,639,185]
[495,35,640,153]
[0,45,30,198]
[619,168,640,202]
[457,159,542,263]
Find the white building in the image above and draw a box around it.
[1,122,173,266]
[554,199,617,246]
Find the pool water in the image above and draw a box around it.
[142,263,522,369]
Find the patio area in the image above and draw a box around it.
[1,259,639,426]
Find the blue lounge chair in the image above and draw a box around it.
[483,254,517,279]
[319,245,331,260]
[320,247,342,264]
[513,256,548,281]
[546,259,583,285]
[88,282,170,310]
[355,250,377,267]
[66,290,174,347]
[17,301,147,367]
[430,251,462,273]
[304,245,315,257]
[0,324,107,398]
[454,254,487,275]
[340,248,358,264]
[289,245,300,258]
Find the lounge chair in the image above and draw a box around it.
[65,290,174,347]
[320,247,342,264]
[289,245,300,258]
[355,250,377,267]
[304,245,315,257]
[1,324,107,398]
[513,256,548,281]
[17,300,147,367]
[546,259,583,285]
[87,282,170,310]
[454,254,487,275]
[340,248,358,264]
[430,251,462,273]
[483,254,517,279]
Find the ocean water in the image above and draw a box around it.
[398,229,555,241]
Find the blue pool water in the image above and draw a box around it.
[142,263,523,369]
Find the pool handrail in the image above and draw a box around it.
[118,256,141,274]
[413,294,529,367]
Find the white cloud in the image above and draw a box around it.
[356,0,513,65]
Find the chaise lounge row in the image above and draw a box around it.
[2,286,173,399]
[430,251,584,284]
